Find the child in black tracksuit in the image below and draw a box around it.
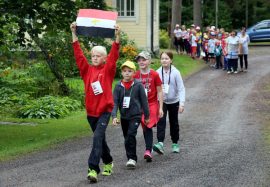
[112,60,150,169]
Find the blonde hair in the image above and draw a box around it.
[91,46,107,56]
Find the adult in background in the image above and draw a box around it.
[238,27,250,72]
[173,24,182,54]
[181,25,189,54]
[226,30,240,74]
[195,26,202,58]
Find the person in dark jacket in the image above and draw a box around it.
[112,60,150,169]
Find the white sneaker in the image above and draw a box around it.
[126,159,136,169]
[234,71,238,74]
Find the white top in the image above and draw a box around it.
[182,30,189,39]
[239,34,250,54]
[156,65,185,106]
[227,36,240,59]
[208,39,216,53]
[191,34,197,47]
[174,29,182,38]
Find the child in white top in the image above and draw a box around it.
[154,52,185,154]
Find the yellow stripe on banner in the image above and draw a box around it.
[76,17,116,29]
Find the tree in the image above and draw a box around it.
[0,0,106,95]
[170,0,182,45]
[193,0,201,27]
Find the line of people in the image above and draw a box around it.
[174,24,250,73]
[71,22,186,184]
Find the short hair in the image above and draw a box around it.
[160,51,173,60]
[91,46,107,56]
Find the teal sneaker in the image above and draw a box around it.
[102,162,113,176]
[172,143,180,153]
[153,142,164,154]
[87,168,97,183]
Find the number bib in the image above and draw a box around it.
[162,84,169,94]
[123,97,131,108]
[91,81,103,95]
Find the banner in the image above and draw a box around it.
[76,9,118,38]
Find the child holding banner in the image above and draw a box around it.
[70,22,120,183]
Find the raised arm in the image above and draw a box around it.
[70,22,78,43]
[105,25,121,78]
[70,22,90,78]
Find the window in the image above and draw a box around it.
[255,22,270,30]
[117,0,135,17]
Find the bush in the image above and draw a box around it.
[0,87,29,117]
[1,62,60,97]
[0,87,29,105]
[18,95,82,119]
[159,29,170,49]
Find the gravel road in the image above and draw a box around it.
[1,47,270,187]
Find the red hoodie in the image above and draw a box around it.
[73,41,120,117]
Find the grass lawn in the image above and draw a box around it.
[0,111,89,161]
[0,54,205,161]
[249,42,270,46]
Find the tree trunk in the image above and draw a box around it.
[193,0,202,27]
[170,0,182,48]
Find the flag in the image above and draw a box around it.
[76,9,118,38]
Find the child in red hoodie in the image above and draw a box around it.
[70,22,120,183]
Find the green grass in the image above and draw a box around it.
[0,54,205,161]
[151,52,206,77]
[0,111,89,161]
[249,42,270,46]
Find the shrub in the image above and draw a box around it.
[1,62,60,97]
[0,87,29,117]
[18,96,82,119]
[121,44,138,61]
[159,29,170,49]
[0,87,29,106]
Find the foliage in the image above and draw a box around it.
[1,62,59,97]
[18,96,82,119]
[159,29,171,49]
[0,0,107,95]
[0,87,29,106]
[39,31,79,78]
[0,87,29,117]
[121,45,138,61]
[160,0,270,32]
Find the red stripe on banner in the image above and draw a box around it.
[77,9,118,20]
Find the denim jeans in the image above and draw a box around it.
[223,57,228,70]
[121,118,141,161]
[157,102,180,144]
[87,112,113,173]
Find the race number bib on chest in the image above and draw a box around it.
[123,97,131,108]
[162,84,170,94]
[91,81,103,95]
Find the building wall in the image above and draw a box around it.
[105,0,159,52]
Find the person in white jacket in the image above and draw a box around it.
[154,51,185,154]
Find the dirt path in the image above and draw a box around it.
[1,47,270,187]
